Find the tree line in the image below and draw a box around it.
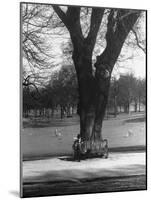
[23,64,146,118]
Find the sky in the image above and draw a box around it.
[112,51,146,79]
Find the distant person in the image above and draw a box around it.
[73,134,81,162]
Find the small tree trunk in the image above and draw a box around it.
[128,103,130,114]
[119,106,121,113]
[134,101,137,112]
[60,106,64,119]
[51,108,54,118]
[114,95,117,117]
[34,109,37,118]
[60,106,66,119]
[138,96,141,112]
[106,106,109,119]
[71,106,74,115]
[124,105,127,113]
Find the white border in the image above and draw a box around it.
[0,0,150,199]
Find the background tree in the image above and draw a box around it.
[22,3,65,91]
[137,78,146,112]
[50,65,78,118]
[114,74,146,113]
[107,77,119,117]
[117,74,136,113]
[23,64,78,119]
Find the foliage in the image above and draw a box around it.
[108,74,146,112]
[23,64,78,116]
[49,65,78,108]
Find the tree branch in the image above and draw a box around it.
[119,10,140,21]
[52,5,68,26]
[131,28,146,53]
[23,77,41,98]
[53,5,84,49]
[95,9,141,69]
[86,8,105,49]
[66,6,80,24]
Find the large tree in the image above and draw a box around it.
[52,6,142,150]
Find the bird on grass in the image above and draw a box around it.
[123,129,134,138]
[54,129,62,139]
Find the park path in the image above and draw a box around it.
[23,152,146,183]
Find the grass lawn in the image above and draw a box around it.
[21,113,146,160]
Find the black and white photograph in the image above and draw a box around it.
[20,2,146,198]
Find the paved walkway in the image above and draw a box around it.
[23,152,146,183]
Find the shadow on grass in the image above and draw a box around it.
[59,156,76,162]
[58,156,90,162]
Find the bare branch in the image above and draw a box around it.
[23,75,42,99]
[119,10,140,21]
[131,28,146,53]
[52,5,67,25]
[95,9,141,69]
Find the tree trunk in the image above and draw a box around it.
[138,96,141,112]
[124,105,126,113]
[73,51,111,151]
[34,109,37,118]
[119,106,121,113]
[134,101,137,112]
[114,95,117,117]
[60,105,66,119]
[60,106,64,119]
[124,103,129,113]
[51,108,54,118]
